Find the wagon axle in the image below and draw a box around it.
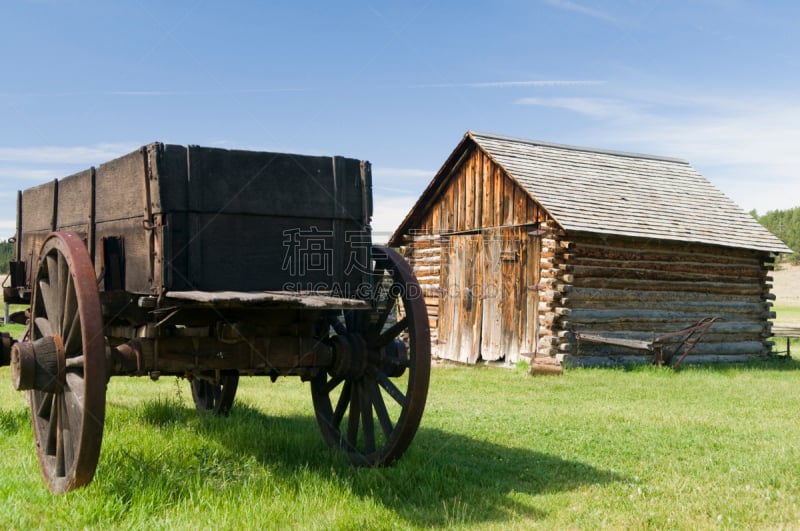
[6,329,409,388]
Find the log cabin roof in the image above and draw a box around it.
[390,131,791,253]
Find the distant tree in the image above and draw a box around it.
[755,207,800,264]
[0,239,12,274]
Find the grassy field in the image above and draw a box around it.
[0,304,26,339]
[774,304,800,323]
[1,360,799,529]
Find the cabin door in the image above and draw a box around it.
[480,227,537,363]
[437,234,483,363]
[437,227,539,364]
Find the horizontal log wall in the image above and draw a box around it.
[540,231,777,364]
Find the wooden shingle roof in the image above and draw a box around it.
[391,131,791,253]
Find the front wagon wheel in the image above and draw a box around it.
[311,246,431,466]
[11,232,106,493]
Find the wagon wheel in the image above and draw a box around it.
[10,232,106,493]
[311,245,431,466]
[190,370,239,415]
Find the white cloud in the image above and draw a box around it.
[515,96,642,119]
[417,80,606,89]
[0,167,63,181]
[0,143,136,165]
[546,91,800,212]
[372,166,432,179]
[602,98,800,180]
[514,86,800,214]
[0,219,16,231]
[371,194,419,242]
[543,0,620,24]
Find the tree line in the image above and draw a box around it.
[0,239,11,274]
[751,206,800,264]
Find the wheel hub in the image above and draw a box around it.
[11,334,66,393]
[329,333,368,379]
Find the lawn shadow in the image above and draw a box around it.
[101,399,619,527]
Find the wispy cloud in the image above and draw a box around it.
[371,167,433,200]
[0,219,16,231]
[543,0,621,24]
[0,167,63,181]
[514,85,800,212]
[110,87,310,96]
[515,96,641,119]
[371,194,419,239]
[416,80,606,89]
[0,143,136,165]
[578,92,799,211]
[372,166,432,179]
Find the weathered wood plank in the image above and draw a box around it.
[480,229,503,361]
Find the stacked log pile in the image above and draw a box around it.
[403,233,442,354]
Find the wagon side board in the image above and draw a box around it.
[9,143,374,302]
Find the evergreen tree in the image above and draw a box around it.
[754,207,800,264]
[0,239,12,274]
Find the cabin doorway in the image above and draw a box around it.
[437,227,539,364]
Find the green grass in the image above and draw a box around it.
[0,304,26,339]
[2,361,800,529]
[774,304,800,322]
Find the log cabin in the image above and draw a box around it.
[388,131,792,366]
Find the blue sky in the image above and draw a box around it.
[2,0,798,242]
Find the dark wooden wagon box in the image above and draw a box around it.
[9,143,373,299]
[2,143,430,494]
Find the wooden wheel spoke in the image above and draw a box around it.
[62,389,79,467]
[55,400,66,477]
[45,395,58,455]
[62,274,77,340]
[64,313,82,358]
[377,371,406,407]
[346,383,360,448]
[374,289,399,333]
[375,318,408,347]
[65,372,86,415]
[360,381,376,454]
[35,317,54,338]
[368,380,394,439]
[37,392,53,420]
[38,280,59,333]
[328,315,348,335]
[371,264,386,282]
[324,375,344,395]
[332,380,352,428]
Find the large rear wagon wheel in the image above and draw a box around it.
[10,232,106,493]
[311,246,431,466]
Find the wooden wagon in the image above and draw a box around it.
[1,143,430,493]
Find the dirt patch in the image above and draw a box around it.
[772,263,800,304]
[772,263,800,327]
